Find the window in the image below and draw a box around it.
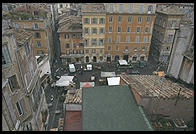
[108,37,112,43]
[72,34,76,38]
[142,46,146,51]
[13,23,20,28]
[84,18,89,24]
[109,26,112,32]
[147,5,153,12]
[134,46,138,51]
[117,26,121,32]
[109,4,114,13]
[36,41,41,48]
[118,16,122,22]
[80,50,84,54]
[66,50,70,55]
[117,36,121,43]
[119,4,123,13]
[92,49,96,53]
[108,46,111,51]
[129,4,133,13]
[60,4,63,8]
[109,16,113,22]
[84,28,89,34]
[66,44,70,48]
[8,75,19,92]
[138,4,144,13]
[132,56,137,61]
[84,39,89,46]
[34,11,39,16]
[25,42,30,56]
[128,16,132,23]
[145,27,149,33]
[125,46,129,52]
[100,49,103,54]
[138,17,142,23]
[168,34,174,42]
[137,27,140,33]
[127,27,131,32]
[92,38,97,45]
[171,20,177,27]
[16,101,23,116]
[2,44,11,65]
[34,32,41,38]
[146,17,150,22]
[140,56,145,61]
[73,43,76,48]
[126,36,130,42]
[166,46,170,51]
[99,28,105,34]
[143,36,148,42]
[92,28,97,34]
[99,18,105,24]
[92,18,97,24]
[99,39,104,45]
[34,23,39,29]
[73,50,77,54]
[85,49,89,54]
[79,43,84,47]
[116,46,119,51]
[65,34,69,39]
[136,36,139,42]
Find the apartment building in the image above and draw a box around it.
[82,4,106,63]
[2,24,48,130]
[7,3,52,56]
[167,19,194,84]
[150,6,184,64]
[57,16,84,64]
[104,3,156,62]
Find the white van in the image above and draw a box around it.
[69,64,76,73]
[87,64,92,71]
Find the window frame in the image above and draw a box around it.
[16,101,23,116]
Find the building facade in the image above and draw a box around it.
[8,4,52,57]
[2,24,48,131]
[82,4,106,63]
[104,3,156,62]
[150,6,184,64]
[58,16,84,64]
[167,20,194,84]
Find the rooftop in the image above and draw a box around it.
[120,74,194,99]
[13,29,33,45]
[82,85,152,131]
[81,3,105,14]
[157,6,184,15]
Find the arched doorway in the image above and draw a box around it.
[93,56,97,63]
[123,55,129,61]
[100,56,103,62]
[107,56,111,62]
[140,56,145,61]
[114,55,120,62]
[86,56,89,63]
[132,56,137,62]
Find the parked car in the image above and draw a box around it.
[130,70,140,74]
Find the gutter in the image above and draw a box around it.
[138,106,154,131]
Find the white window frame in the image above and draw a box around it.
[16,101,23,116]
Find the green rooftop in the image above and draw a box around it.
[82,85,152,131]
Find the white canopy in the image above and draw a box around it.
[118,60,128,65]
[69,64,75,68]
[80,82,95,88]
[40,60,51,78]
[101,72,116,78]
[55,76,74,87]
[107,77,120,86]
[87,64,92,70]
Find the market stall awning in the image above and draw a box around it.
[40,60,51,78]
[107,77,120,86]
[80,82,95,88]
[118,60,128,65]
[101,72,116,78]
[56,76,74,87]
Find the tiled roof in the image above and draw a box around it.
[13,29,33,45]
[81,3,105,13]
[82,85,151,131]
[65,88,82,104]
[120,74,194,99]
